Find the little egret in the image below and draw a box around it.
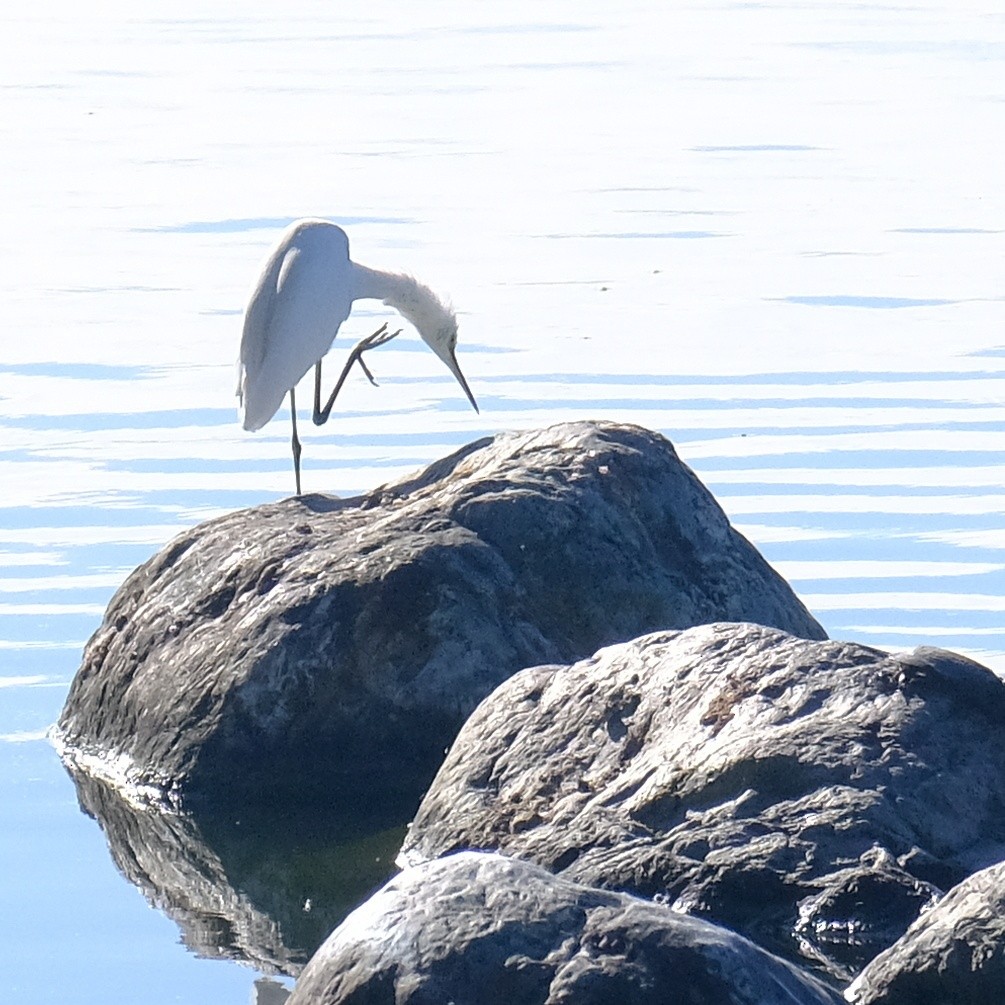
[237,218,479,495]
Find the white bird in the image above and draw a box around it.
[237,218,478,495]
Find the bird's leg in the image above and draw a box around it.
[312,323,401,426]
[290,387,303,496]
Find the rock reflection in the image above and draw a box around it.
[61,759,405,977]
[254,977,293,1004]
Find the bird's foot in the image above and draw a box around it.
[352,324,401,387]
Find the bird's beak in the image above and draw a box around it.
[445,348,479,414]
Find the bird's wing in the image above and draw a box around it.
[238,245,285,380]
[237,224,355,430]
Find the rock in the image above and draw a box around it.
[793,847,940,975]
[399,624,1005,977]
[846,860,1005,1004]
[55,421,823,808]
[286,851,843,1005]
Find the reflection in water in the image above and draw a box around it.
[61,756,405,976]
[253,978,291,1005]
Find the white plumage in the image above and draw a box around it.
[237,218,478,493]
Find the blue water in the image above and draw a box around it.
[2,3,1003,1000]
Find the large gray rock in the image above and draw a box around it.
[399,624,1005,977]
[846,860,1005,1004]
[287,850,843,1005]
[55,421,823,807]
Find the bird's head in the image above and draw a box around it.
[423,319,479,414]
[386,277,479,413]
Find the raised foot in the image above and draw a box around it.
[351,323,402,387]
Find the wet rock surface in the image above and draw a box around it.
[286,850,844,1005]
[792,847,941,975]
[400,623,1005,978]
[55,421,823,808]
[847,860,1005,1004]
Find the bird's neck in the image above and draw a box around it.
[351,264,453,339]
[351,263,405,302]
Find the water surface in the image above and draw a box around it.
[2,3,1003,1001]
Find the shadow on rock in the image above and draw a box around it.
[847,859,1005,1004]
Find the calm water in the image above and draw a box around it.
[2,3,1004,1000]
